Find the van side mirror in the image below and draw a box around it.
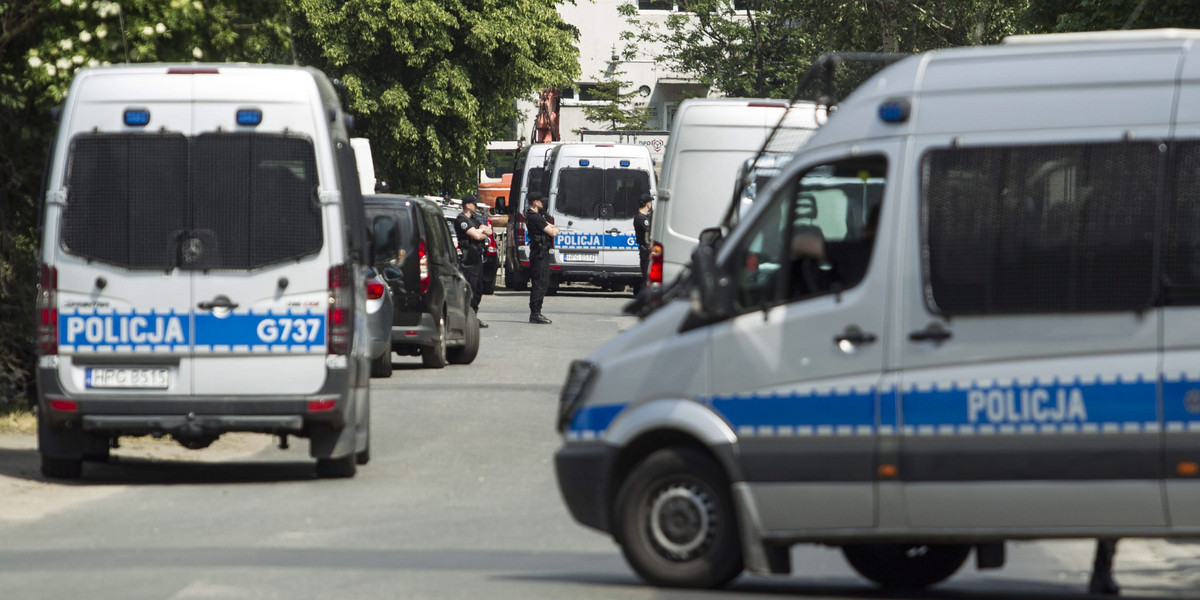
[690,243,726,320]
[697,227,723,250]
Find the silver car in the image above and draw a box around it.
[365,267,394,378]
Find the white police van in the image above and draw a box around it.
[555,29,1200,589]
[36,64,371,479]
[542,143,656,291]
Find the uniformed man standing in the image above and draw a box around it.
[633,192,653,294]
[525,191,558,324]
[454,194,491,328]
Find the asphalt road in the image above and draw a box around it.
[0,286,1197,599]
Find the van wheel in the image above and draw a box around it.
[315,453,356,478]
[614,447,743,588]
[511,268,529,290]
[448,308,480,365]
[41,454,83,480]
[421,312,448,369]
[842,543,970,589]
[369,349,392,378]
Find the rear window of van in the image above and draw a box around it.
[554,167,650,220]
[63,132,321,270]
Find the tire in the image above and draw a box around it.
[421,310,448,369]
[315,453,357,478]
[842,543,970,589]
[369,348,392,378]
[356,442,370,465]
[483,267,497,295]
[448,307,480,365]
[504,265,516,290]
[511,268,529,291]
[613,447,743,588]
[41,454,83,480]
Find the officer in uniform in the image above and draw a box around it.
[525,191,558,324]
[454,194,492,328]
[633,192,653,294]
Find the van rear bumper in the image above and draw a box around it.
[554,264,640,286]
[37,366,353,434]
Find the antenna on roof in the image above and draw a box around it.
[117,2,131,63]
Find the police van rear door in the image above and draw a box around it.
[54,72,195,399]
[551,156,606,266]
[188,89,329,397]
[596,155,651,269]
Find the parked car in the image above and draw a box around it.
[366,194,480,368]
[440,201,499,294]
[364,266,394,378]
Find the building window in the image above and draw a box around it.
[638,0,673,10]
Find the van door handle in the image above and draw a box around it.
[606,228,621,234]
[834,327,877,346]
[909,324,952,343]
[197,296,239,311]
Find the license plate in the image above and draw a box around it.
[86,368,170,389]
[562,253,597,263]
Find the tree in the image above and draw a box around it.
[1023,0,1200,32]
[618,1,1027,99]
[290,0,580,195]
[0,0,291,405]
[580,52,650,131]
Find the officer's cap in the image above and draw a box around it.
[461,194,478,206]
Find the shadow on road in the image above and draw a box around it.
[0,445,320,486]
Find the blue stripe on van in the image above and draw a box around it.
[58,308,325,353]
[555,233,638,250]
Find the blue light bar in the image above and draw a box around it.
[123,109,150,127]
[579,159,590,167]
[236,109,263,126]
[619,160,630,167]
[878,99,910,123]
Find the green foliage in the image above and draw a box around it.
[291,0,580,195]
[580,54,650,131]
[619,1,1026,99]
[1023,0,1200,32]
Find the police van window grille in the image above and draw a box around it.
[191,133,320,270]
[604,169,650,220]
[62,134,189,269]
[923,143,1158,315]
[555,168,604,219]
[1164,141,1200,303]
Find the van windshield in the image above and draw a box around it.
[554,167,650,220]
[62,132,321,270]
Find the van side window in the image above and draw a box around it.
[731,156,886,312]
[1164,141,1200,303]
[923,142,1159,314]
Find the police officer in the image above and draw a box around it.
[633,192,653,294]
[454,194,492,328]
[525,191,558,324]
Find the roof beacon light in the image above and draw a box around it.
[878,98,910,124]
[579,159,590,167]
[124,109,150,127]
[620,160,630,167]
[236,108,263,126]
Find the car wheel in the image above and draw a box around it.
[842,543,970,589]
[504,265,515,290]
[356,442,370,465]
[448,307,480,365]
[421,310,448,369]
[369,348,392,378]
[315,453,357,478]
[614,447,743,588]
[511,268,529,291]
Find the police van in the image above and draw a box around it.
[541,143,656,291]
[36,64,372,479]
[555,29,1200,589]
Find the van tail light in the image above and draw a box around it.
[366,278,386,300]
[648,242,664,287]
[418,239,431,294]
[514,212,528,247]
[327,264,352,355]
[38,264,58,355]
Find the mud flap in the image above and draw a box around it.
[38,416,107,459]
[354,386,369,455]
[309,396,358,460]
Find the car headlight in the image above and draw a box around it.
[557,360,597,433]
